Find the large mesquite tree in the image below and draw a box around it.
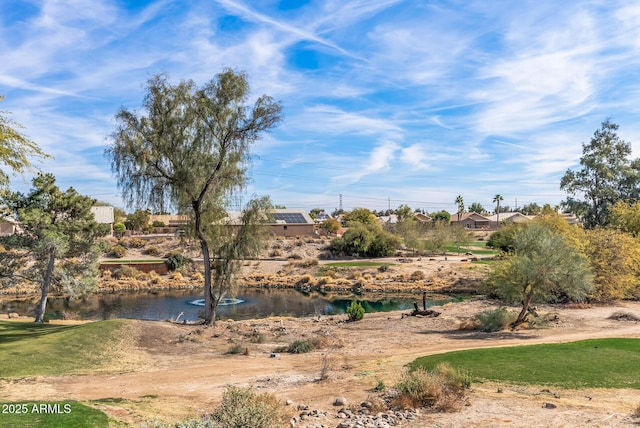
[0,173,101,322]
[561,119,640,228]
[486,221,593,325]
[0,96,49,190]
[106,70,282,325]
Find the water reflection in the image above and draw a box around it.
[0,288,460,322]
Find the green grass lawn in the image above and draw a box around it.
[0,402,108,428]
[444,244,497,255]
[0,319,130,378]
[324,261,395,267]
[410,338,640,389]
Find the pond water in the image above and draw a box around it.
[0,288,460,322]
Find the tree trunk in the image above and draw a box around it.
[193,202,216,326]
[35,252,56,323]
[515,288,533,325]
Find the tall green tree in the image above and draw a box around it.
[486,221,592,325]
[455,195,464,222]
[431,210,450,222]
[560,119,640,228]
[343,207,379,227]
[125,209,150,232]
[0,173,101,322]
[0,96,50,189]
[106,70,282,326]
[468,202,485,214]
[395,204,414,222]
[520,202,542,215]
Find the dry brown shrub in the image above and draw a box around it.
[410,270,425,281]
[111,265,140,279]
[269,249,282,257]
[608,311,640,321]
[633,403,640,418]
[127,237,146,248]
[393,364,470,413]
[366,395,388,413]
[310,333,344,349]
[353,278,367,288]
[391,392,421,410]
[347,270,363,280]
[458,319,480,330]
[324,269,337,278]
[317,276,333,286]
[297,274,314,285]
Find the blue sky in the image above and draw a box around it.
[2,0,640,215]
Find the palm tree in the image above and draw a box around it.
[455,195,464,223]
[493,194,504,228]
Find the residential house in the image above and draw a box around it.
[0,217,21,236]
[226,208,316,237]
[450,212,491,230]
[91,206,115,235]
[269,209,316,237]
[486,212,535,229]
[148,214,190,233]
[414,212,432,223]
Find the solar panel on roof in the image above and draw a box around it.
[272,213,307,224]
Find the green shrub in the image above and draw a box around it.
[378,264,389,272]
[109,245,127,258]
[212,386,285,428]
[96,239,111,253]
[346,301,365,321]
[330,224,400,257]
[287,340,314,354]
[165,253,190,271]
[152,220,166,228]
[113,222,126,237]
[472,307,517,332]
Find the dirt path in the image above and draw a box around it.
[2,299,640,427]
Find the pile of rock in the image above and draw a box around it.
[289,399,421,428]
[335,407,420,428]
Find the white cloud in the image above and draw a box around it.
[400,145,429,169]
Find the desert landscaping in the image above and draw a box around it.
[1,237,640,427]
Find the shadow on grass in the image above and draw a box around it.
[0,321,75,344]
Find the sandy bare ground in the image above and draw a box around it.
[2,299,640,427]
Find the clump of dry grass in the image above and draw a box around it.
[608,311,640,322]
[393,363,470,412]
